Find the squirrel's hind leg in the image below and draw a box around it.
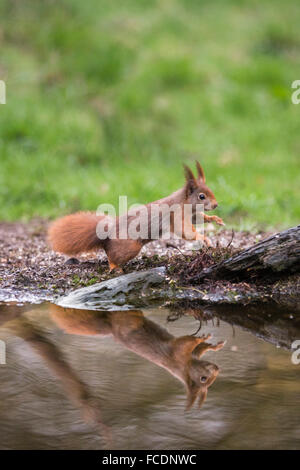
[108,261,124,274]
[106,239,143,273]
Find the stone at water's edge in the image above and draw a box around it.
[56,267,167,311]
[55,266,269,311]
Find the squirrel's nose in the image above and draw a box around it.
[212,202,218,209]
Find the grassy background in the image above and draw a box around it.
[0,0,299,230]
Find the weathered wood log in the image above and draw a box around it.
[193,225,300,282]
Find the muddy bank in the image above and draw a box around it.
[1,220,299,310]
[0,219,267,301]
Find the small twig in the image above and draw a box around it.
[227,229,235,248]
[165,242,186,257]
[167,312,182,322]
[191,320,202,336]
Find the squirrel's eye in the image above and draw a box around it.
[200,376,207,383]
[199,193,206,200]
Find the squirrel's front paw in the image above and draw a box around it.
[215,340,226,350]
[204,236,213,247]
[198,333,212,342]
[211,215,225,226]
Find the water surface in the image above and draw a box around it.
[0,302,299,450]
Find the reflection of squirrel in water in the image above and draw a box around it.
[48,162,224,272]
[50,306,225,409]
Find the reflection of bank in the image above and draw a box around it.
[1,303,299,449]
[0,80,6,104]
[0,339,6,364]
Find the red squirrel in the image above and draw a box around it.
[48,161,224,271]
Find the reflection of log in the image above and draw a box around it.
[186,303,300,350]
[193,225,300,282]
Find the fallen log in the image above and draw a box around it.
[192,225,300,282]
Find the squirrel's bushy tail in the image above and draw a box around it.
[48,211,107,255]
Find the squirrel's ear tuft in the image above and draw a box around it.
[183,164,197,183]
[183,164,198,195]
[197,386,208,408]
[196,161,206,183]
[185,379,199,411]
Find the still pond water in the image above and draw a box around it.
[0,302,299,450]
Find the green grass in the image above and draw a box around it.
[0,0,299,230]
